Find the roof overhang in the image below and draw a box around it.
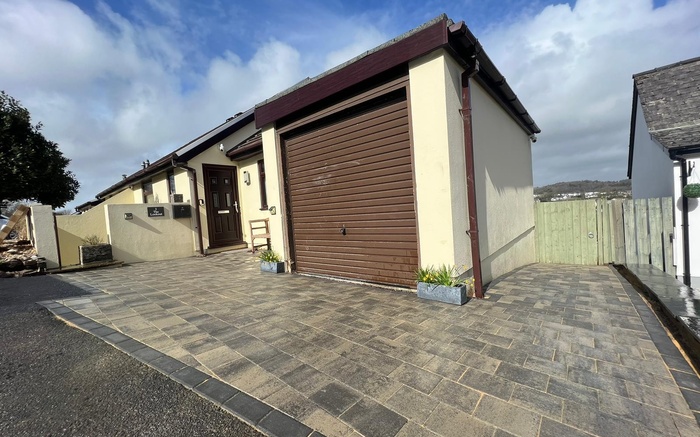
[669,145,700,160]
[226,131,263,160]
[255,16,449,128]
[254,15,539,136]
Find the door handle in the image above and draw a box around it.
[234,200,239,213]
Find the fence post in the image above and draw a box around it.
[623,200,638,264]
[661,197,675,275]
[635,199,650,264]
[648,198,663,270]
[611,199,625,264]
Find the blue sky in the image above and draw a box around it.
[0,0,697,210]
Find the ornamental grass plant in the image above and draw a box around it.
[415,264,474,289]
[258,249,281,263]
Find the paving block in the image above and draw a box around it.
[194,378,239,405]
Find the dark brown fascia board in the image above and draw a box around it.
[448,21,540,135]
[96,154,175,199]
[75,198,104,212]
[254,16,449,128]
[227,142,263,160]
[254,16,539,137]
[178,112,255,161]
[627,85,639,179]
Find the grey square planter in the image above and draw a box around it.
[417,282,467,305]
[79,244,113,265]
[261,261,284,273]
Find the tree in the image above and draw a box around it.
[0,91,79,208]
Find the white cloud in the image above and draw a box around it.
[480,0,700,185]
[5,0,695,211]
[323,25,388,70]
[0,0,391,209]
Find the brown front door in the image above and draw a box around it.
[203,164,243,248]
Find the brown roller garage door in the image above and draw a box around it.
[284,94,418,286]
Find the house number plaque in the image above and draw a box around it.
[147,207,165,218]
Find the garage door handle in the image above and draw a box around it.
[340,226,346,236]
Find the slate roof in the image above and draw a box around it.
[634,57,700,149]
[94,109,254,199]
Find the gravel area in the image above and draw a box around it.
[0,275,264,437]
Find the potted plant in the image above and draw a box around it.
[683,183,700,198]
[79,235,113,265]
[415,265,474,305]
[259,249,284,273]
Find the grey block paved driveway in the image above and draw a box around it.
[53,251,699,437]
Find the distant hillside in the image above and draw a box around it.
[535,179,631,202]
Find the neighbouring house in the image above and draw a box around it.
[62,108,265,265]
[627,56,700,287]
[75,14,540,294]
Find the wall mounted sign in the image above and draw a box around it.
[147,207,165,218]
[173,205,191,218]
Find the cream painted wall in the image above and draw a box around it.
[151,172,170,204]
[172,168,191,202]
[186,121,258,252]
[103,186,138,205]
[261,124,287,262]
[232,153,273,247]
[470,80,536,283]
[105,203,195,263]
[56,206,109,266]
[408,48,471,271]
[29,205,60,269]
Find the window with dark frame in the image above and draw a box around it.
[167,170,176,198]
[258,160,268,210]
[142,180,154,204]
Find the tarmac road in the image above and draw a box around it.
[0,275,264,437]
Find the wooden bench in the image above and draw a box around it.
[249,218,271,252]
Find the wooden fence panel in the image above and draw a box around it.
[635,198,650,264]
[623,200,638,265]
[535,197,673,269]
[648,198,663,270]
[611,199,625,264]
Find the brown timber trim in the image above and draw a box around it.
[275,131,293,271]
[405,81,422,268]
[226,142,262,160]
[278,75,410,135]
[462,68,484,299]
[255,18,448,128]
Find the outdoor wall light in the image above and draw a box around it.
[243,171,251,185]
[219,143,225,152]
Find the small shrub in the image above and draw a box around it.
[82,235,103,246]
[683,183,700,198]
[258,249,281,263]
[415,264,473,288]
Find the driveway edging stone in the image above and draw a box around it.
[38,300,322,437]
